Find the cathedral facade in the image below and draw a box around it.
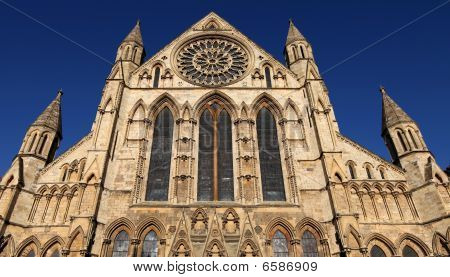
[0,13,449,257]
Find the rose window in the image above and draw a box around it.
[176,38,249,86]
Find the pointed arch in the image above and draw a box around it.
[344,225,363,250]
[238,239,261,257]
[66,226,85,255]
[283,98,302,120]
[204,239,227,257]
[170,239,191,257]
[135,217,167,239]
[193,90,238,119]
[128,99,146,119]
[364,233,397,256]
[395,233,430,256]
[104,217,136,240]
[41,236,65,257]
[266,217,295,240]
[250,92,283,119]
[148,93,180,120]
[15,236,41,257]
[432,232,450,256]
[240,102,249,119]
[296,217,329,257]
[180,101,193,120]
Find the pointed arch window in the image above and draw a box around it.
[379,168,386,179]
[153,67,161,88]
[142,231,158,257]
[264,67,272,88]
[198,102,234,201]
[299,46,305,58]
[370,245,386,257]
[28,133,37,152]
[365,165,373,179]
[301,231,319,257]
[292,46,299,60]
[348,163,356,179]
[408,129,418,149]
[146,107,174,201]
[257,108,285,201]
[397,131,408,152]
[402,245,418,257]
[38,134,48,155]
[112,230,130,257]
[272,230,289,257]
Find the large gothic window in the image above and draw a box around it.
[370,245,386,257]
[301,231,319,257]
[257,108,285,201]
[272,230,289,257]
[146,107,174,201]
[112,231,130,257]
[198,102,234,201]
[142,231,158,257]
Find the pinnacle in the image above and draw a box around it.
[286,19,306,45]
[30,90,63,138]
[122,20,143,46]
[381,86,414,133]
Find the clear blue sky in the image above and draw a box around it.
[0,0,449,174]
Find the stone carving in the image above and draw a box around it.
[176,37,249,86]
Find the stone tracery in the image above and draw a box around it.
[176,37,249,86]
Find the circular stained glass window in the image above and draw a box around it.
[176,37,249,86]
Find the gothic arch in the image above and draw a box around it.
[104,217,136,240]
[266,217,295,240]
[191,208,209,231]
[239,102,250,119]
[432,232,450,256]
[148,93,180,120]
[204,239,227,257]
[193,90,238,119]
[249,92,283,119]
[128,99,146,119]
[135,217,167,239]
[295,217,330,256]
[283,98,302,120]
[344,225,363,249]
[180,101,193,120]
[170,239,191,257]
[238,239,261,257]
[66,226,85,250]
[364,233,397,256]
[395,233,430,256]
[15,236,41,257]
[41,236,65,257]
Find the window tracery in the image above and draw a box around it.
[176,37,249,86]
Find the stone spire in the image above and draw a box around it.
[380,86,414,133]
[286,19,306,45]
[122,20,143,46]
[30,89,63,138]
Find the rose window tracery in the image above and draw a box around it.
[176,38,249,86]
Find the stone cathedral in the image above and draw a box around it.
[0,13,449,257]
